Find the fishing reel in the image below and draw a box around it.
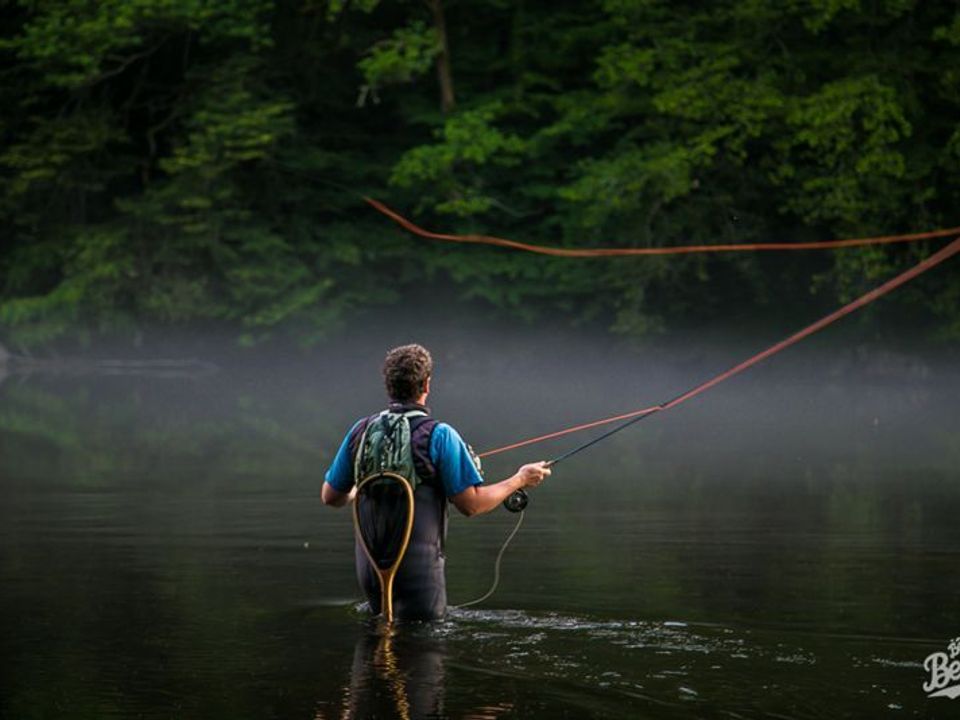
[503,489,528,513]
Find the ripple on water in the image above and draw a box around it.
[431,608,931,718]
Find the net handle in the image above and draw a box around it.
[352,471,417,624]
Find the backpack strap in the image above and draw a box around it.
[348,415,373,460]
[350,415,375,486]
[408,415,439,485]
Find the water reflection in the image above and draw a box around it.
[325,625,513,720]
[338,627,445,720]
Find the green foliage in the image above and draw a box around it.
[777,75,912,227]
[1,0,958,347]
[391,102,527,215]
[1,0,273,88]
[358,20,439,100]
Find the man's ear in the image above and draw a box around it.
[423,376,431,395]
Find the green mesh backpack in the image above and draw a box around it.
[352,409,428,487]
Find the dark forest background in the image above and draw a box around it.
[1,0,959,349]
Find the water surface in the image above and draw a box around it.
[1,330,958,718]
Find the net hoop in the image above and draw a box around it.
[352,471,416,624]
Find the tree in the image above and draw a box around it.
[1,0,957,347]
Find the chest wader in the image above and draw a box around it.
[352,409,430,624]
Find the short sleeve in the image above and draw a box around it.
[324,420,363,492]
[430,423,484,497]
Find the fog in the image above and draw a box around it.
[2,308,955,487]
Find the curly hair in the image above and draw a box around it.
[383,344,433,402]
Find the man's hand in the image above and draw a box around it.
[451,461,551,517]
[517,461,551,488]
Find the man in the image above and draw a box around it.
[321,343,550,621]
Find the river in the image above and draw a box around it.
[1,327,957,718]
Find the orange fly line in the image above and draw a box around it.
[365,196,960,257]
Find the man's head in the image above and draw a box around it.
[383,344,433,403]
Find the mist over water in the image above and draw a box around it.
[1,313,958,718]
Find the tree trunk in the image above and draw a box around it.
[429,0,455,113]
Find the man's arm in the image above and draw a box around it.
[450,462,550,517]
[321,482,356,507]
[320,420,363,509]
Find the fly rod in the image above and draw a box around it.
[501,235,960,512]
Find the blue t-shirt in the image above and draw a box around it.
[324,419,483,497]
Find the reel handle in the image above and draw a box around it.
[503,488,528,513]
